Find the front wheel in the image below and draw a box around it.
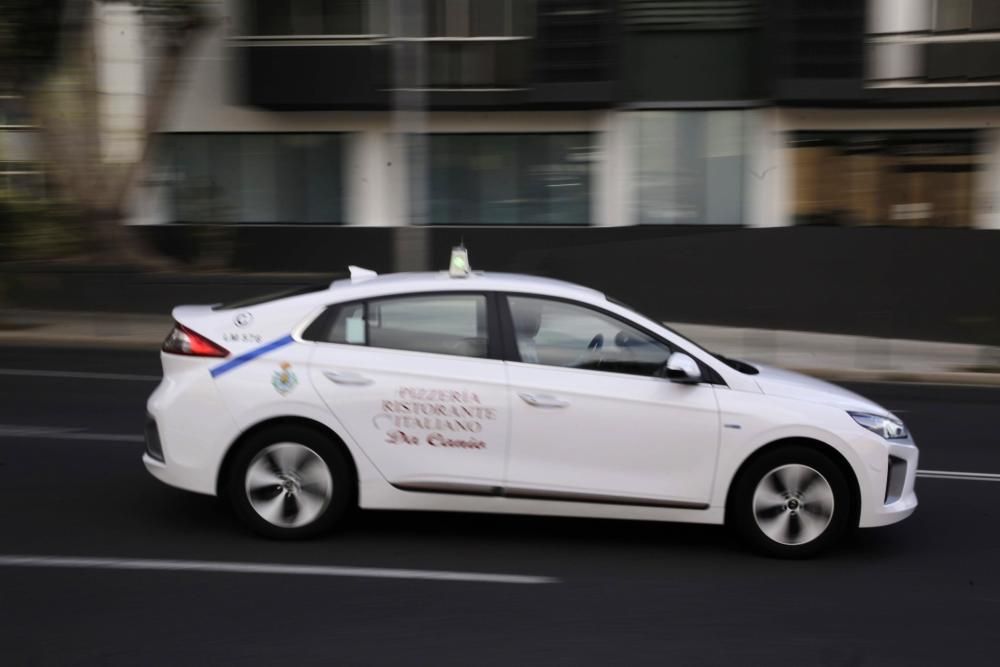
[226,426,355,539]
[728,445,854,558]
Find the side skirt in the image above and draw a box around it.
[391,481,710,511]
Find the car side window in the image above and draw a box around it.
[307,294,490,358]
[326,302,367,344]
[508,296,673,377]
[367,294,488,358]
[302,301,367,344]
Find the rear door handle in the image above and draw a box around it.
[518,392,569,409]
[323,371,373,386]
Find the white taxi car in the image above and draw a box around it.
[144,252,918,557]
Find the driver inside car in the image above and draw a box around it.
[512,299,543,363]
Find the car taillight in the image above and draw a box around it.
[162,324,229,358]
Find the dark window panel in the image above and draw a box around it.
[511,0,534,35]
[250,0,292,35]
[972,0,1000,30]
[470,0,507,36]
[495,41,529,86]
[243,0,367,35]
[162,134,345,224]
[324,0,365,33]
[422,133,593,225]
[291,0,324,34]
[459,43,494,86]
[427,42,453,87]
[925,42,970,79]
[935,0,972,32]
[444,0,470,36]
[426,0,448,37]
[967,41,1000,79]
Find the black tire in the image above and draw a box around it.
[225,425,355,539]
[728,444,854,558]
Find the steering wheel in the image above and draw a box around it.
[570,333,604,369]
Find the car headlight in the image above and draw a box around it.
[848,411,908,440]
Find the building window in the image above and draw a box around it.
[866,0,1000,85]
[1,98,43,200]
[401,0,534,89]
[241,0,377,36]
[0,161,46,200]
[418,133,593,225]
[424,40,530,88]
[787,131,984,227]
[632,111,746,225]
[159,134,345,224]
[0,96,33,128]
[423,0,532,37]
[238,0,533,38]
[935,0,972,32]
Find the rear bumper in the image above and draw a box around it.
[143,453,215,496]
[143,355,239,497]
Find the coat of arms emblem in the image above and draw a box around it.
[271,362,298,396]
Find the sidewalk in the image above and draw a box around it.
[668,322,1000,386]
[2,309,999,386]
[0,309,173,350]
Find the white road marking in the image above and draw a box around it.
[0,368,159,382]
[0,425,143,443]
[0,555,557,585]
[916,470,1000,482]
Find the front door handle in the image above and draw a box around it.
[323,371,374,386]
[518,392,569,409]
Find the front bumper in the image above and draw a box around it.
[858,440,919,528]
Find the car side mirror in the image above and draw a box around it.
[664,352,701,384]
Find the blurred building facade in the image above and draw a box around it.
[0,95,43,199]
[75,1,1000,255]
[142,0,769,231]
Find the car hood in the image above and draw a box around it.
[750,363,888,415]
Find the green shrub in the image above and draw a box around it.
[0,192,83,261]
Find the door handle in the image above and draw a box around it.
[518,392,569,408]
[323,371,373,386]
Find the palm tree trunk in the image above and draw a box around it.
[28,0,213,269]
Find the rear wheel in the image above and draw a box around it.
[729,445,854,558]
[226,426,354,539]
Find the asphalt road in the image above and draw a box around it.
[0,346,998,666]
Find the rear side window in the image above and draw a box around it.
[326,302,367,345]
[304,294,489,359]
[302,302,363,344]
[369,294,487,357]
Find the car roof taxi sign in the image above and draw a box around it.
[449,246,471,278]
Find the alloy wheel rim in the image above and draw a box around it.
[245,443,333,528]
[752,464,834,546]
